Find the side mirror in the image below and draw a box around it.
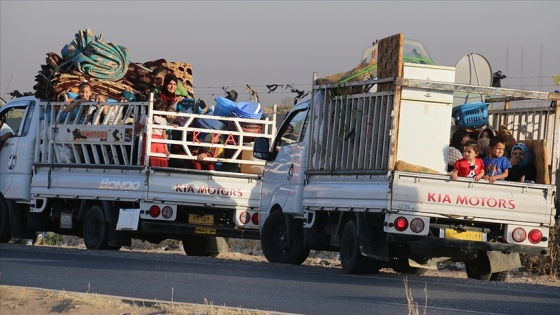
[253,137,272,160]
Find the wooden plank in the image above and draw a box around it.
[377,33,403,92]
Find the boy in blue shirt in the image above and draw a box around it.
[482,136,511,183]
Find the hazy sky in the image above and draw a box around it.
[1,1,558,105]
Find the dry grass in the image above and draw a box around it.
[0,285,277,315]
[520,219,560,277]
[403,277,428,315]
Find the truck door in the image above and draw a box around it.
[0,100,36,201]
[260,103,309,218]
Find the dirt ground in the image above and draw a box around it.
[1,239,558,315]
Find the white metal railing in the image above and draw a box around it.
[36,99,277,172]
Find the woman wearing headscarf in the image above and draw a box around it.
[157,73,189,127]
[506,142,536,182]
[158,73,184,108]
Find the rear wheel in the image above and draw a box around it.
[466,253,492,280]
[340,219,370,274]
[83,205,109,250]
[261,210,310,265]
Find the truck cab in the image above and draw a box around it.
[0,97,38,241]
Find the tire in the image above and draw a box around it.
[465,253,492,280]
[0,196,11,243]
[261,210,310,265]
[490,271,508,282]
[390,257,427,275]
[340,220,370,274]
[83,205,110,250]
[182,236,227,258]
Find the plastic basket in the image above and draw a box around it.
[235,102,263,119]
[452,102,488,129]
[213,97,237,117]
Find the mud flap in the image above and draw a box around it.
[408,257,449,270]
[108,222,132,247]
[487,251,521,273]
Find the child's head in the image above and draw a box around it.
[462,140,479,162]
[166,106,176,123]
[152,66,169,87]
[152,98,165,111]
[488,136,506,158]
[78,82,93,101]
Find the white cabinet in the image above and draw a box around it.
[396,63,455,173]
[401,63,455,104]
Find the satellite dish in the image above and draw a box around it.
[453,53,492,106]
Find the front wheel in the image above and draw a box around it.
[490,271,508,282]
[261,210,310,265]
[83,205,109,250]
[0,196,11,243]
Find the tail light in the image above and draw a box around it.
[410,218,425,233]
[394,217,408,231]
[528,229,543,244]
[511,227,527,242]
[149,205,161,218]
[239,211,251,224]
[161,206,173,219]
[251,212,259,225]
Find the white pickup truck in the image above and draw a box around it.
[253,34,559,280]
[0,96,275,255]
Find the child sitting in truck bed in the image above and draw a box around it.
[482,136,512,183]
[450,140,484,181]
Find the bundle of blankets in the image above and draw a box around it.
[33,28,193,101]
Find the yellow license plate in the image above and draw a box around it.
[188,214,214,225]
[195,227,216,235]
[444,229,483,241]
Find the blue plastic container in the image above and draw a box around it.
[213,97,237,117]
[235,102,263,119]
[197,118,228,131]
[452,102,488,129]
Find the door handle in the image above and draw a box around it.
[8,155,16,170]
[287,163,294,180]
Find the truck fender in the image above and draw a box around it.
[77,200,115,223]
[486,251,521,273]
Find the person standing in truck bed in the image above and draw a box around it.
[136,98,170,167]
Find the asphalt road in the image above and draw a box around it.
[1,244,559,315]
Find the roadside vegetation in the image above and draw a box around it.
[520,218,560,277]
